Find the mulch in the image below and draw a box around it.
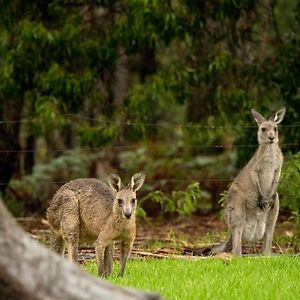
[17,212,298,262]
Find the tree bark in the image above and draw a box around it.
[0,199,163,300]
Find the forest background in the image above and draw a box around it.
[0,0,300,240]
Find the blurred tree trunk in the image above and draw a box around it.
[114,47,130,143]
[23,134,35,174]
[0,199,163,300]
[114,47,129,108]
[187,84,211,123]
[0,99,23,194]
[258,0,279,65]
[139,46,157,83]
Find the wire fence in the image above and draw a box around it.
[0,116,299,188]
[1,114,300,129]
[1,178,235,186]
[1,115,299,153]
[0,142,299,153]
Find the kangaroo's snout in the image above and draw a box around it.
[269,136,274,142]
[123,206,133,219]
[124,212,132,219]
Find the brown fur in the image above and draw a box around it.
[47,173,145,276]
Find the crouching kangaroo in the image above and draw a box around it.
[212,108,286,255]
[46,173,145,276]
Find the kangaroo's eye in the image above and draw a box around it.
[131,198,136,204]
[261,127,266,132]
[274,127,277,132]
[117,199,123,205]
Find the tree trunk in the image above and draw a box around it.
[23,134,35,174]
[0,199,163,300]
[113,47,129,108]
[0,98,23,194]
[0,126,20,194]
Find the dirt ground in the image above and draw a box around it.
[17,211,298,262]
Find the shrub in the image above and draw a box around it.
[139,182,210,217]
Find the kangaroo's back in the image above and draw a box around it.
[47,178,115,234]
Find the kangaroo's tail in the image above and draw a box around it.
[210,235,232,254]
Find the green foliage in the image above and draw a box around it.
[33,96,67,134]
[277,151,300,245]
[8,151,92,213]
[118,146,149,171]
[78,120,117,147]
[141,182,210,216]
[117,0,183,50]
[279,151,300,212]
[37,63,93,111]
[3,197,24,218]
[1,0,300,218]
[117,144,235,216]
[0,1,117,134]
[279,149,300,243]
[125,67,190,141]
[287,211,300,247]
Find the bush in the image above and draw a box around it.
[7,151,94,214]
[279,151,300,212]
[139,182,210,217]
[278,151,300,244]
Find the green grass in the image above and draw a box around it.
[84,256,300,300]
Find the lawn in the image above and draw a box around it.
[84,256,300,300]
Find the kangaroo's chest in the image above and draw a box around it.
[112,219,135,240]
[257,152,281,172]
[255,153,282,188]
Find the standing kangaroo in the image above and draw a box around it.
[46,173,145,276]
[212,108,286,255]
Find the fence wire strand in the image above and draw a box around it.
[0,116,299,188]
[0,142,298,153]
[1,114,300,129]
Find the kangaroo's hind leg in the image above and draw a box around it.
[62,217,79,262]
[60,194,80,262]
[119,239,134,277]
[263,193,279,255]
[225,189,246,256]
[104,242,114,275]
[50,230,65,256]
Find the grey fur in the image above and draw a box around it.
[212,108,286,255]
[47,173,145,276]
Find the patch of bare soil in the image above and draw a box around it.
[17,212,298,262]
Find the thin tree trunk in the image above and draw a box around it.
[113,47,129,108]
[0,199,163,300]
[0,98,23,194]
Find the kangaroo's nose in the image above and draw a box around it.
[269,136,274,142]
[124,212,132,219]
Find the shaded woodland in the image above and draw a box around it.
[0,0,300,237]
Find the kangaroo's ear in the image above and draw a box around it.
[107,174,122,192]
[269,107,286,124]
[131,173,145,192]
[251,109,266,125]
